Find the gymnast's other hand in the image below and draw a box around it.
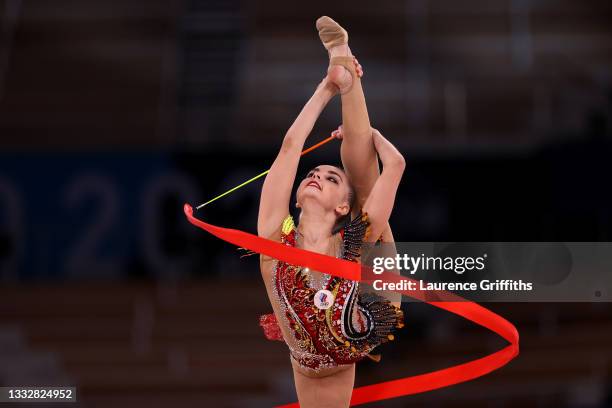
[353,56,363,78]
[325,56,364,94]
[331,124,344,140]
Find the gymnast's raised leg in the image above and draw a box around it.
[317,16,401,307]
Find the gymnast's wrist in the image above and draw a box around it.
[315,77,338,99]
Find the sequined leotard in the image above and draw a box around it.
[259,211,404,373]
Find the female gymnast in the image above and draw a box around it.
[257,16,405,407]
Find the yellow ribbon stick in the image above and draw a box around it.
[196,135,335,210]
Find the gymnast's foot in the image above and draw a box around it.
[316,16,363,93]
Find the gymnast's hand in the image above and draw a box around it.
[331,125,344,140]
[353,56,364,78]
[320,56,364,95]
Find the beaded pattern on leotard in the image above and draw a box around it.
[269,211,404,372]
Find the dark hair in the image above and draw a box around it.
[331,166,356,235]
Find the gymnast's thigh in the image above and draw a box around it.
[290,358,355,408]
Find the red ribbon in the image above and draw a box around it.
[184,204,519,407]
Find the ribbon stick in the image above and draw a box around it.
[183,204,519,407]
[196,135,335,210]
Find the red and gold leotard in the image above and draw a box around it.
[260,211,404,372]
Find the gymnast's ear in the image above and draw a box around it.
[335,201,350,217]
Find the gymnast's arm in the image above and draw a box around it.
[334,126,398,243]
[361,128,406,243]
[257,79,337,239]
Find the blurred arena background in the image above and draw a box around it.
[1,0,612,407]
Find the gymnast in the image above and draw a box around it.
[257,16,406,408]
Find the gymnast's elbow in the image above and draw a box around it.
[280,132,302,155]
[280,134,295,152]
[385,152,406,174]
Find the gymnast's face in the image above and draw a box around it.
[296,165,351,218]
